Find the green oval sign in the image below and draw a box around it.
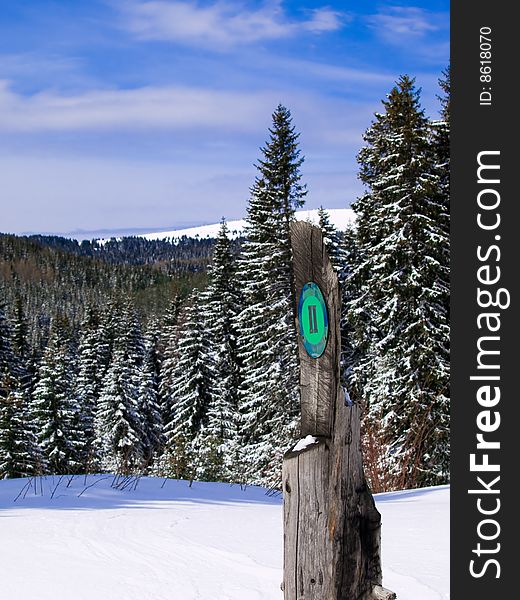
[298,282,329,358]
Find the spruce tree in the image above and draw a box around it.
[432,66,450,245]
[0,306,40,478]
[158,295,183,427]
[317,206,345,272]
[31,316,83,474]
[349,75,450,488]
[162,291,213,479]
[96,349,143,474]
[95,301,146,474]
[427,66,450,480]
[0,372,40,479]
[236,104,306,488]
[97,300,121,377]
[434,66,450,184]
[76,306,104,471]
[194,220,242,481]
[340,224,363,393]
[139,329,164,468]
[0,306,18,380]
[11,293,29,364]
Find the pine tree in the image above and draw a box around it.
[162,291,213,479]
[349,75,450,488]
[236,105,306,488]
[427,66,450,480]
[340,223,363,393]
[317,206,345,271]
[31,316,83,474]
[0,306,18,380]
[158,295,183,427]
[96,348,143,474]
[139,329,163,468]
[11,293,29,363]
[432,66,450,244]
[193,220,242,482]
[95,301,146,474]
[0,371,40,479]
[434,66,450,182]
[76,307,104,471]
[97,300,121,377]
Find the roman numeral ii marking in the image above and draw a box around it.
[308,305,318,334]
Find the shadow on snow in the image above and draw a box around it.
[0,474,283,511]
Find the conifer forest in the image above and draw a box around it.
[0,72,450,492]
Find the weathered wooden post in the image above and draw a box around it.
[282,221,396,600]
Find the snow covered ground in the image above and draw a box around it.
[97,208,355,243]
[0,476,448,600]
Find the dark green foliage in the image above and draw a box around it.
[76,307,105,471]
[346,75,450,489]
[31,316,83,474]
[193,220,243,481]
[0,306,19,380]
[236,105,305,488]
[0,372,40,479]
[24,234,216,274]
[140,328,164,465]
[95,302,147,474]
[317,206,345,272]
[164,292,213,441]
[158,295,184,428]
[0,233,207,338]
[161,291,214,478]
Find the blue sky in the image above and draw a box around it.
[0,0,449,237]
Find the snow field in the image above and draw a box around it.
[0,476,448,600]
[137,208,355,242]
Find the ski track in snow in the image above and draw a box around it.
[0,477,449,600]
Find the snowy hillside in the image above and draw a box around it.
[0,476,448,600]
[136,208,355,242]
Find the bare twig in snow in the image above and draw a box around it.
[50,475,65,499]
[78,476,112,498]
[14,478,32,502]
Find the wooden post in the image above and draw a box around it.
[282,221,396,600]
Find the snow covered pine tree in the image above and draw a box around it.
[95,302,148,475]
[191,220,243,482]
[236,105,306,489]
[161,291,213,480]
[0,307,40,478]
[31,316,83,475]
[347,75,450,489]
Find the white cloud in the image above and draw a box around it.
[0,75,372,234]
[0,79,376,143]
[269,57,394,86]
[367,6,446,43]
[117,0,347,49]
[0,80,278,132]
[302,7,346,34]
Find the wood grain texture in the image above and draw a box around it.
[291,221,340,438]
[283,221,394,600]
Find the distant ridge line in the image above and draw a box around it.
[130,208,355,243]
